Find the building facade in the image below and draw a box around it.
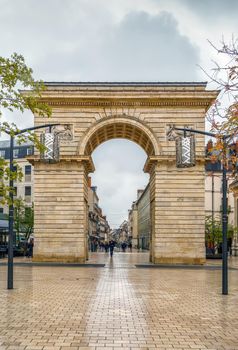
[0,141,34,215]
[137,184,150,250]
[205,169,235,225]
[205,140,235,226]
[128,201,138,248]
[88,182,110,251]
[118,220,129,243]
[128,186,151,250]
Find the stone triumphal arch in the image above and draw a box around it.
[30,82,218,264]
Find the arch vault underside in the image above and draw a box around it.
[30,82,218,264]
[79,117,159,157]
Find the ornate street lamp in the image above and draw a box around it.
[40,132,60,162]
[176,134,196,168]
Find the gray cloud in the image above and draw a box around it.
[41,10,200,81]
[0,1,201,81]
[181,0,238,19]
[89,11,200,81]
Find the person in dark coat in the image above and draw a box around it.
[109,240,115,257]
[128,242,132,252]
[27,238,34,258]
[121,242,127,252]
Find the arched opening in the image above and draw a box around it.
[82,118,157,263]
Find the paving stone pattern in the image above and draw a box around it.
[1,253,238,350]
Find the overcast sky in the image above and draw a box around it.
[0,0,237,228]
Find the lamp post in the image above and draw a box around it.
[168,126,229,295]
[4,123,60,290]
[211,173,215,254]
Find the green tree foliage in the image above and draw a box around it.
[0,53,51,203]
[205,215,235,254]
[0,53,51,120]
[0,162,23,205]
[14,198,34,243]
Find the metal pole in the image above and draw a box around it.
[15,123,60,136]
[222,154,228,295]
[7,135,14,289]
[212,174,215,253]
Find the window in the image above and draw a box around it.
[25,186,31,196]
[27,148,33,156]
[0,208,3,213]
[25,165,31,175]
[13,149,19,158]
[0,150,5,158]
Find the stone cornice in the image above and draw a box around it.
[27,155,95,173]
[22,85,219,111]
[43,81,208,88]
[39,97,217,110]
[143,155,206,173]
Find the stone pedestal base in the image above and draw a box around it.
[153,257,206,265]
[33,254,85,264]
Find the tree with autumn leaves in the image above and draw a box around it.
[205,38,238,167]
[204,38,238,253]
[206,37,238,133]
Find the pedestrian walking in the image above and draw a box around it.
[100,242,105,252]
[27,238,34,258]
[128,242,132,252]
[121,242,127,252]
[109,240,115,257]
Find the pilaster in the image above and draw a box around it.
[150,159,206,264]
[33,159,89,263]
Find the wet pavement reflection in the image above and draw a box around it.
[0,252,238,349]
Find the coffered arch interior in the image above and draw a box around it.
[80,119,159,157]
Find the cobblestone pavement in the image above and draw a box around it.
[1,252,238,350]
